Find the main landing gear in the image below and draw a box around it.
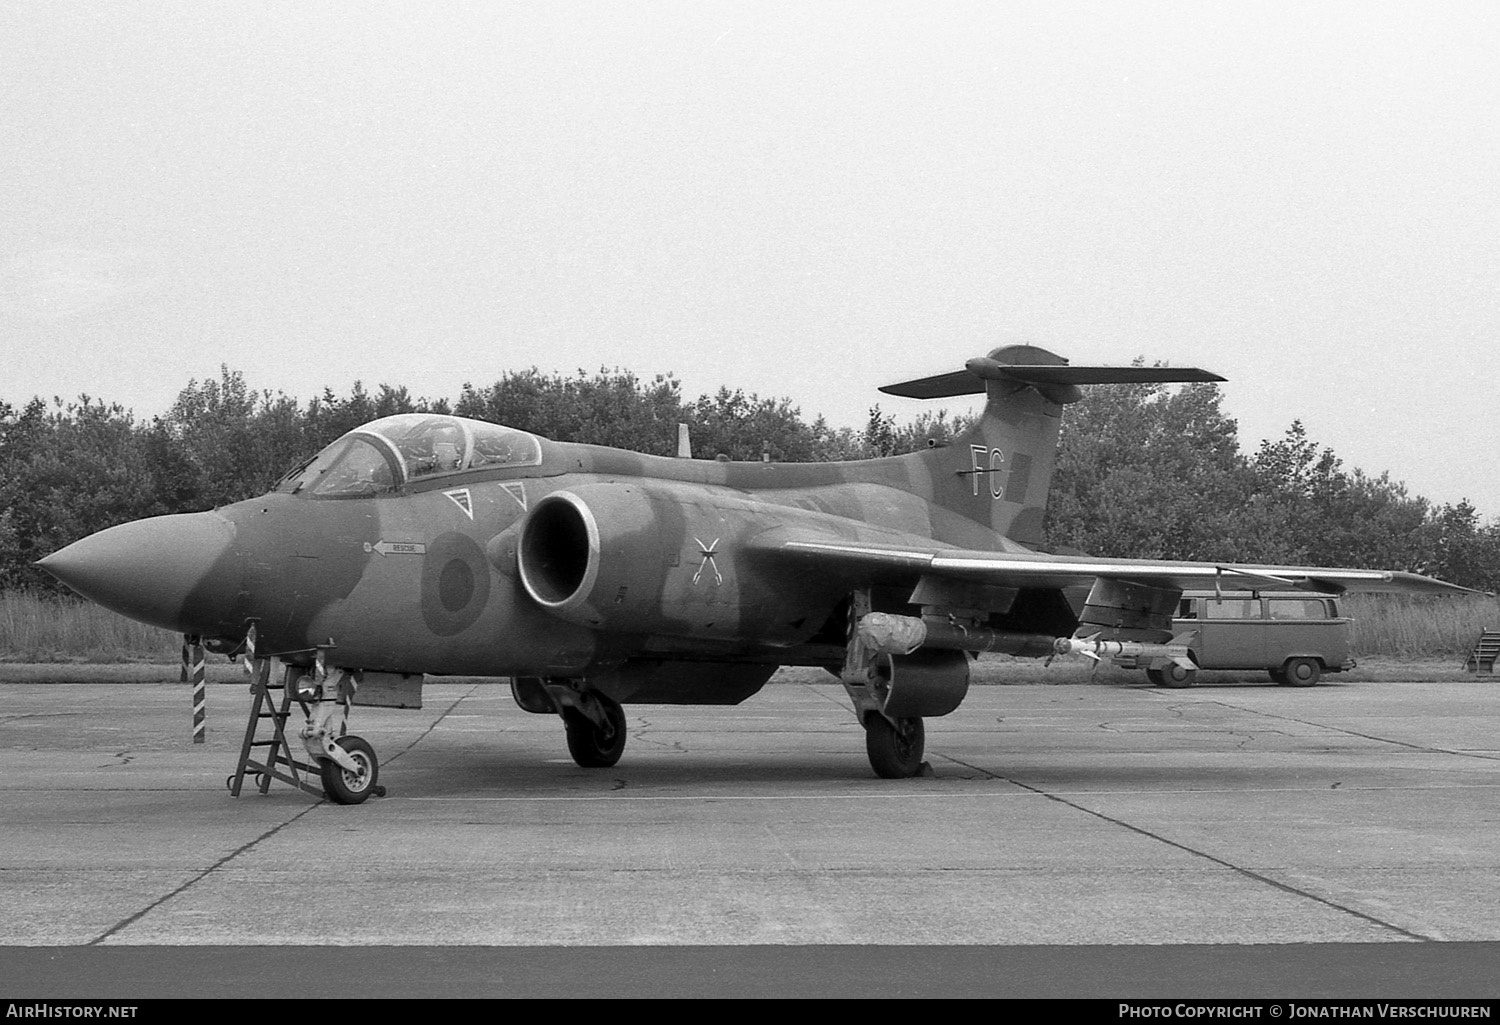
[838,590,967,779]
[563,698,628,768]
[512,677,630,769]
[864,714,926,779]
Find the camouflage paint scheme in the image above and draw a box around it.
[41,344,1467,723]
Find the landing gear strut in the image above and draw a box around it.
[300,662,386,804]
[231,651,386,804]
[839,590,939,779]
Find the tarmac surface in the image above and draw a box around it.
[1,671,1498,997]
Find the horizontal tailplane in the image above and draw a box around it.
[881,344,1224,402]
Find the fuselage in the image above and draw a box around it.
[40,413,1027,678]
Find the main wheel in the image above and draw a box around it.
[564,698,627,768]
[321,735,379,805]
[1282,658,1322,687]
[865,715,925,778]
[1154,663,1197,688]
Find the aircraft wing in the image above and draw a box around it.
[772,539,1471,596]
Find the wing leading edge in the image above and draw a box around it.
[774,539,1471,596]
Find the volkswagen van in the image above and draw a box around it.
[1128,591,1354,688]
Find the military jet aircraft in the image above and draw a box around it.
[39,345,1466,802]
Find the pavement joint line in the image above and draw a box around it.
[1195,699,1500,763]
[937,752,1435,943]
[378,683,480,766]
[84,686,476,945]
[88,802,326,946]
[800,679,856,715]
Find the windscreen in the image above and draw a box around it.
[281,437,399,497]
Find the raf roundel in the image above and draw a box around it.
[420,532,491,636]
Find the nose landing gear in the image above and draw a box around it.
[230,654,387,804]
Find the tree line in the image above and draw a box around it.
[2,366,1495,592]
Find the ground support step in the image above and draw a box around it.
[228,659,325,800]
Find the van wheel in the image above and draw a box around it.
[1283,658,1321,687]
[1152,664,1196,688]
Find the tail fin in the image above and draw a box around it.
[885,345,1223,546]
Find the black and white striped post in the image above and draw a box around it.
[186,635,206,744]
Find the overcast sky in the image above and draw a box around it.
[3,2,1497,515]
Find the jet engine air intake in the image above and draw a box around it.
[517,491,601,610]
[517,485,692,633]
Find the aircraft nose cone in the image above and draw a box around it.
[38,512,238,633]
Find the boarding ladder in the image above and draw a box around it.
[1462,630,1500,673]
[228,658,326,799]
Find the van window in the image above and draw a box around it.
[1202,599,1259,620]
[1267,599,1328,620]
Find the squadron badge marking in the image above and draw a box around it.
[692,537,723,586]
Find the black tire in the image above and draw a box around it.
[1283,658,1322,687]
[564,698,627,768]
[865,715,925,778]
[320,735,379,805]
[1157,663,1197,688]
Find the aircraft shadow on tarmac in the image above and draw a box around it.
[360,735,1379,796]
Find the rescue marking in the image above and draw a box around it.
[443,488,474,519]
[692,537,723,586]
[365,540,428,557]
[501,482,528,511]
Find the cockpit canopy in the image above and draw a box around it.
[280,414,543,497]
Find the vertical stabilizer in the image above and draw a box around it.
[882,346,1223,546]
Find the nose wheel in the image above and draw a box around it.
[320,735,385,805]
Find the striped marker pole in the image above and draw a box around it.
[189,637,207,744]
